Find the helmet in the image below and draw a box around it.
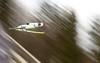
[40,23,43,26]
[38,23,43,27]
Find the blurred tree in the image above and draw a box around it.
[38,2,82,63]
[89,16,100,63]
[0,0,34,29]
[0,0,23,31]
[0,0,10,27]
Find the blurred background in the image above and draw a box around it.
[0,0,100,63]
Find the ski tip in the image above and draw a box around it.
[9,28,14,30]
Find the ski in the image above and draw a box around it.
[15,29,45,34]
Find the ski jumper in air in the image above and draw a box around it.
[9,23,45,34]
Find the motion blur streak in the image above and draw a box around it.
[4,32,41,63]
[0,0,99,63]
[0,23,12,63]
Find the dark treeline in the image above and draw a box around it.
[89,15,100,63]
[0,0,98,63]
